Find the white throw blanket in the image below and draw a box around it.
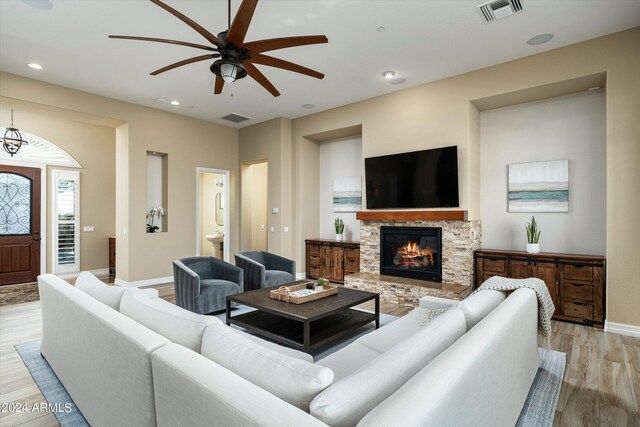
[411,276,555,337]
[474,276,555,337]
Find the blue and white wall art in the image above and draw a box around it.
[508,160,569,212]
[333,176,362,212]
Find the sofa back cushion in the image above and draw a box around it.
[75,271,125,310]
[310,308,466,427]
[201,323,334,410]
[120,288,219,352]
[458,290,506,330]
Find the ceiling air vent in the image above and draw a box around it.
[477,0,523,22]
[221,113,253,124]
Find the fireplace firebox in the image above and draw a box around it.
[380,226,442,282]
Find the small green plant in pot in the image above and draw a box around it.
[525,216,541,254]
[334,218,345,241]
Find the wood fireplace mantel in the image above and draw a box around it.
[355,210,467,221]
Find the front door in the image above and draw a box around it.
[0,165,41,285]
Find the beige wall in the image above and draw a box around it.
[0,99,115,273]
[238,118,292,255]
[0,73,239,282]
[285,28,640,326]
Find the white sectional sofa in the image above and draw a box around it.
[37,272,540,427]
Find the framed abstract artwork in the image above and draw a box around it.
[333,176,362,212]
[508,160,569,212]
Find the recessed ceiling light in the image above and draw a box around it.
[382,71,395,80]
[154,97,167,103]
[527,33,554,46]
[376,26,386,33]
[27,63,43,70]
[388,77,407,85]
[170,100,180,106]
[301,104,316,109]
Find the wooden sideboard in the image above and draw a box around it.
[474,249,605,328]
[109,236,116,274]
[305,239,360,283]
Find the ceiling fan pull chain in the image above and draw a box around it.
[230,82,234,98]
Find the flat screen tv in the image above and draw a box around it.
[365,146,459,209]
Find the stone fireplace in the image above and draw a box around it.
[344,212,481,307]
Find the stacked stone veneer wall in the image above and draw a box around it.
[359,220,482,288]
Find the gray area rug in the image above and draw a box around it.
[516,347,566,427]
[14,340,89,427]
[15,310,566,427]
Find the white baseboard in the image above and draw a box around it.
[296,272,306,280]
[114,276,173,288]
[55,268,110,281]
[604,320,640,337]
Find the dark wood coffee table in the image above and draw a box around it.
[226,282,379,354]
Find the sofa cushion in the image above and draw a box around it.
[315,342,381,382]
[75,271,125,310]
[120,288,219,352]
[201,322,333,410]
[310,308,467,427]
[265,270,295,286]
[354,309,425,354]
[235,330,314,362]
[458,290,506,330]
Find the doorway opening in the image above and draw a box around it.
[196,168,230,262]
[241,161,268,251]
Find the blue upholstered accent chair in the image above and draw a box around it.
[234,251,296,291]
[172,256,243,314]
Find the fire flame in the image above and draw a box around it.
[393,241,433,268]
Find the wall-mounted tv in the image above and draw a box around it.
[365,146,459,209]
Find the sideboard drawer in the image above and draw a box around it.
[308,255,320,267]
[564,265,593,282]
[308,244,320,256]
[483,258,506,274]
[563,301,593,319]
[564,283,593,302]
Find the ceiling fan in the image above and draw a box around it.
[109,0,328,97]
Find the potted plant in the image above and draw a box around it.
[525,215,541,253]
[334,218,345,241]
[146,206,165,233]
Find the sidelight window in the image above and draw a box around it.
[52,170,80,273]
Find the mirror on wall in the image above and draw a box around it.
[215,192,224,226]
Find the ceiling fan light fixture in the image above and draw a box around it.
[211,59,247,83]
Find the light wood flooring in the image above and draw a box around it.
[0,281,638,426]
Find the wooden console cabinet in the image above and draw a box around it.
[474,249,605,328]
[109,236,116,274]
[305,239,360,283]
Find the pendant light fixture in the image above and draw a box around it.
[2,109,28,157]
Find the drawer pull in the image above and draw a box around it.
[571,301,584,306]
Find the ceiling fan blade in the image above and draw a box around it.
[250,54,324,79]
[243,62,280,97]
[244,35,328,54]
[214,76,224,94]
[109,35,216,51]
[150,54,219,75]
[226,0,258,47]
[150,0,224,48]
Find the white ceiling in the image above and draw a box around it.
[1,0,638,128]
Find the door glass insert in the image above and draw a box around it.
[0,173,32,235]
